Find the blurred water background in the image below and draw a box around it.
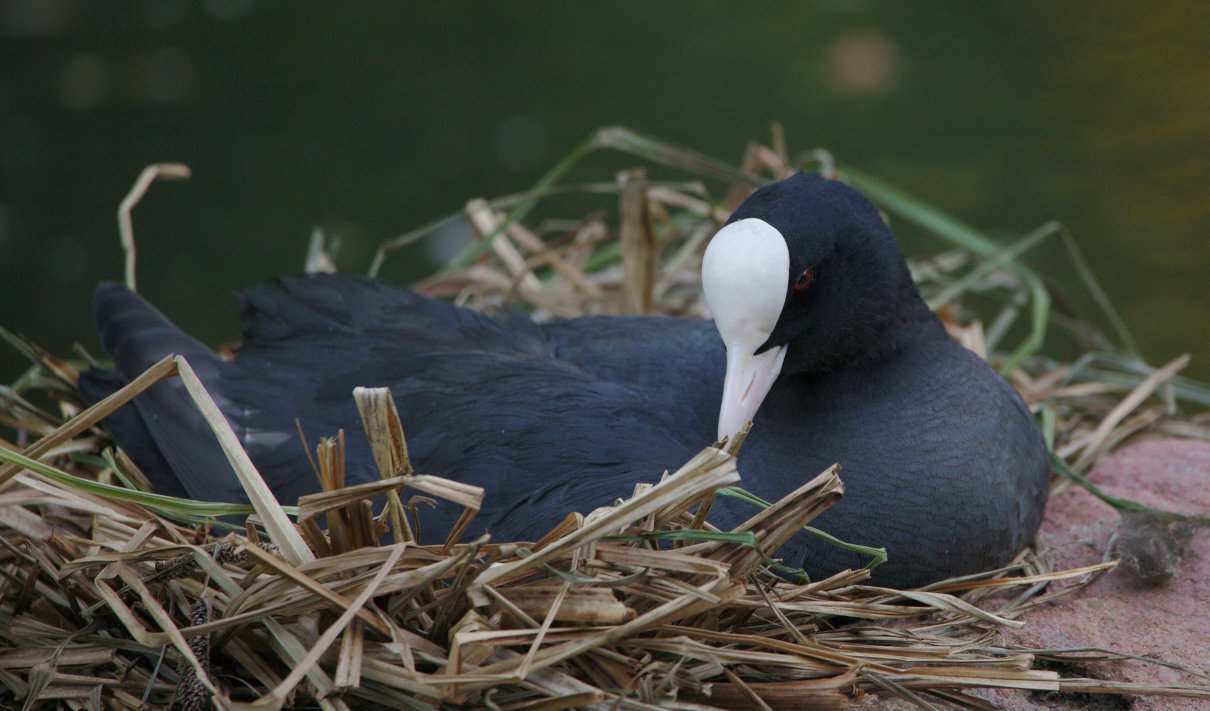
[1,0,1207,380]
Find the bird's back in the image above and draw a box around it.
[81,276,715,540]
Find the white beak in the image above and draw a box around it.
[701,218,792,442]
[717,343,788,442]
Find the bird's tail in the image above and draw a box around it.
[79,283,243,503]
[92,282,220,378]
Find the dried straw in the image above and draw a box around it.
[1,131,1208,709]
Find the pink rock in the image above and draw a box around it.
[978,438,1210,710]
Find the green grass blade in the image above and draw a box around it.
[926,222,1061,310]
[0,444,298,519]
[841,166,1050,372]
[719,486,887,570]
[422,134,600,281]
[605,529,762,547]
[409,126,761,284]
[801,525,888,570]
[592,126,765,186]
[1055,225,1140,355]
[1040,405,1057,452]
[98,448,150,494]
[1052,454,1210,526]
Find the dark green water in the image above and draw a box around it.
[2,1,1208,382]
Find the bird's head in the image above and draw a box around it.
[702,172,917,441]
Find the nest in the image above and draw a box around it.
[1,127,1209,709]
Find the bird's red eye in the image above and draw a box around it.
[792,266,814,294]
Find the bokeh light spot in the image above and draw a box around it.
[823,29,900,95]
[58,52,109,111]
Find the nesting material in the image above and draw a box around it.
[2,129,1209,709]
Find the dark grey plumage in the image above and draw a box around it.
[81,173,1050,587]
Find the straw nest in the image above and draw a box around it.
[2,127,1209,710]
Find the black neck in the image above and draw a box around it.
[789,277,940,377]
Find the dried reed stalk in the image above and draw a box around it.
[2,138,1208,709]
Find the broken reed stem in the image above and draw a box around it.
[353,386,415,543]
[172,355,314,565]
[259,544,406,704]
[466,198,542,297]
[4,134,1209,710]
[618,168,656,314]
[116,163,190,292]
[0,355,177,488]
[1073,353,1190,471]
[4,380,1208,708]
[475,446,738,588]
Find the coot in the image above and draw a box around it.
[82,172,1050,586]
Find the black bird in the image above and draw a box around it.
[81,172,1050,587]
